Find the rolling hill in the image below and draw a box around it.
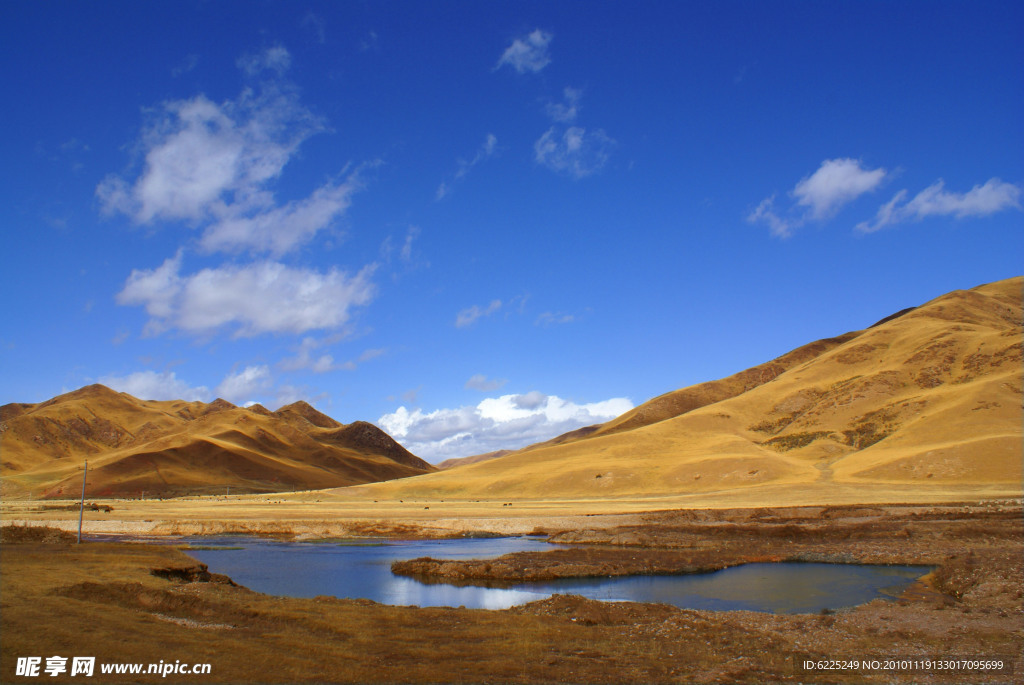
[353,277,1022,501]
[0,386,434,498]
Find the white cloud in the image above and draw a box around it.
[301,13,326,45]
[792,158,888,219]
[545,87,582,123]
[436,134,498,200]
[198,175,360,256]
[171,54,199,78]
[279,336,342,373]
[535,311,575,326]
[280,337,386,374]
[856,178,1023,233]
[496,29,552,74]
[377,392,633,463]
[749,158,888,237]
[99,370,211,402]
[117,253,376,337]
[534,126,614,179]
[237,45,292,76]
[400,225,420,262]
[455,299,502,328]
[217,365,272,403]
[747,195,794,239]
[465,374,507,392]
[96,52,360,257]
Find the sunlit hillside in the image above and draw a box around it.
[0,386,434,498]
[351,277,1022,502]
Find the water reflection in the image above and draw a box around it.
[185,536,930,613]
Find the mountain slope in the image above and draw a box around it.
[352,277,1022,501]
[0,386,434,498]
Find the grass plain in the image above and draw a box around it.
[2,502,1021,684]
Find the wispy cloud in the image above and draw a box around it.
[436,134,498,200]
[465,374,507,392]
[545,87,582,123]
[377,392,633,462]
[171,54,199,78]
[535,311,575,326]
[97,45,362,257]
[117,252,376,338]
[279,336,343,373]
[99,370,210,402]
[455,299,502,328]
[236,45,291,76]
[496,29,552,74]
[748,158,889,238]
[856,178,1022,233]
[534,126,614,179]
[301,12,326,45]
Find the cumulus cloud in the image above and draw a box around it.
[465,374,507,392]
[117,252,376,337]
[99,370,211,402]
[377,392,633,462]
[97,46,360,257]
[455,299,502,328]
[217,365,272,403]
[856,178,1022,233]
[534,126,614,179]
[748,158,888,237]
[496,29,552,74]
[792,158,888,219]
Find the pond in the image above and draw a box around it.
[183,536,930,613]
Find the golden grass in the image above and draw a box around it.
[338,277,1023,503]
[2,508,1021,684]
[1,389,434,499]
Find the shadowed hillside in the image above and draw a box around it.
[0,387,434,498]
[352,277,1022,502]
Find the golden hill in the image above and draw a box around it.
[353,277,1022,502]
[0,385,434,498]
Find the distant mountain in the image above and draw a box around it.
[354,277,1022,501]
[0,386,434,498]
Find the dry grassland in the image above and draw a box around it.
[2,501,1022,684]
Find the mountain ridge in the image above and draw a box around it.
[351,276,1022,501]
[0,388,434,498]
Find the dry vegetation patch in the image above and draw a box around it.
[2,507,1021,684]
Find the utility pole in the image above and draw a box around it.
[77,460,88,544]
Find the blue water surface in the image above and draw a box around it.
[184,536,929,613]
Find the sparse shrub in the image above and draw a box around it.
[762,431,833,451]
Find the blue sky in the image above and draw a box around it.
[2,1,1021,462]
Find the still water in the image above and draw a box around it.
[184,536,929,613]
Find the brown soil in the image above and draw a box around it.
[2,503,1021,684]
